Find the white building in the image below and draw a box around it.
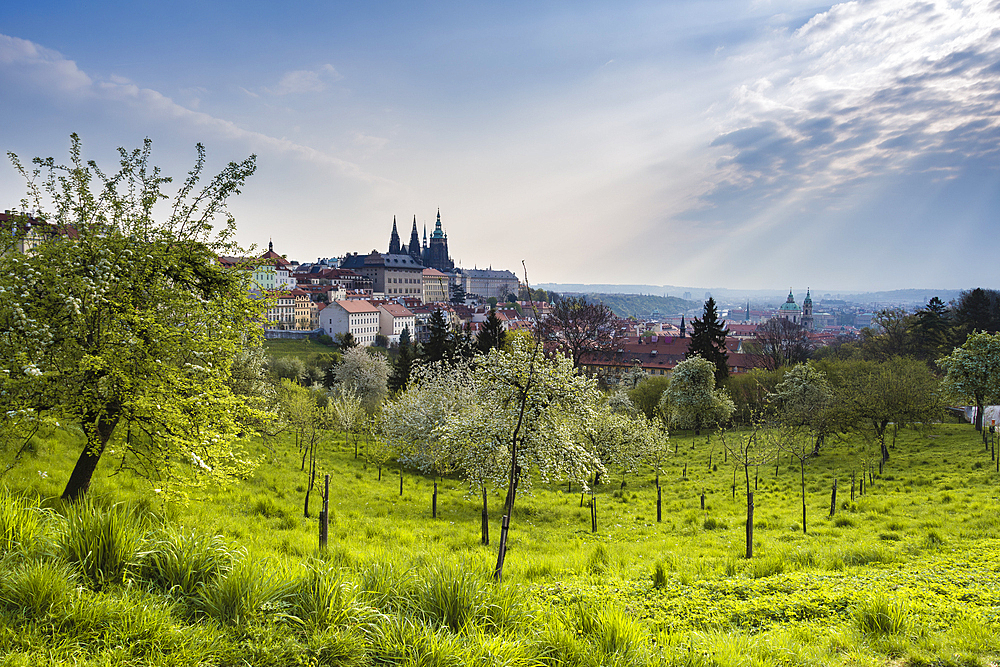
[319,300,381,346]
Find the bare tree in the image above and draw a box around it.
[537,297,618,370]
[721,419,778,558]
[748,318,812,370]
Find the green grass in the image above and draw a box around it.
[2,420,1000,665]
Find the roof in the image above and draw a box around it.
[423,268,449,278]
[332,299,379,314]
[379,304,415,318]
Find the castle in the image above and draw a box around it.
[388,210,454,273]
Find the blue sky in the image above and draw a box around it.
[2,0,999,291]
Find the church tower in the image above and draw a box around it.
[802,288,814,331]
[388,216,401,255]
[423,209,454,271]
[408,216,422,264]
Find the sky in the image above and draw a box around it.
[2,0,999,292]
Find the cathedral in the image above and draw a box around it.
[776,289,814,330]
[387,210,454,272]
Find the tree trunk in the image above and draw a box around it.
[800,460,807,534]
[481,486,489,545]
[830,478,837,517]
[62,411,119,501]
[745,490,754,559]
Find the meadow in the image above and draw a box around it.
[1,417,999,666]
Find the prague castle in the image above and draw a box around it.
[388,209,454,273]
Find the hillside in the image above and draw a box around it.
[572,292,697,318]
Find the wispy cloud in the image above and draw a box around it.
[0,35,384,184]
[703,0,1000,214]
[265,64,342,95]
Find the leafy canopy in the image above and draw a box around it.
[1,135,265,500]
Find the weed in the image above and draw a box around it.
[139,526,238,597]
[59,498,147,590]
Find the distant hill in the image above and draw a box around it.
[573,293,696,318]
[539,283,968,307]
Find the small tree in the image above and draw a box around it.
[660,356,735,437]
[476,309,507,354]
[334,347,390,414]
[537,296,618,370]
[721,419,778,558]
[939,331,1000,439]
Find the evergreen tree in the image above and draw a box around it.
[476,309,507,354]
[911,297,952,360]
[686,297,729,383]
[422,309,453,363]
[389,327,414,393]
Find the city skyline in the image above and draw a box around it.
[2,0,999,292]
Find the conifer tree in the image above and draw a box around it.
[476,309,507,354]
[422,308,453,363]
[686,297,729,383]
[389,326,414,393]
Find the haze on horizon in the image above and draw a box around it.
[2,1,998,293]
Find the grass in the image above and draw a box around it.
[1,419,1000,665]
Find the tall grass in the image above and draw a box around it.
[139,526,238,597]
[58,498,147,589]
[0,489,46,556]
[0,559,77,617]
[195,556,292,626]
[854,593,911,635]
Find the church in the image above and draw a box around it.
[387,210,454,273]
[777,289,814,330]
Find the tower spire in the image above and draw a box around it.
[388,216,401,254]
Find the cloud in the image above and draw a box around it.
[702,0,1000,213]
[0,35,384,184]
[265,64,342,95]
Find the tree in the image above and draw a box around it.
[686,297,729,383]
[857,308,916,361]
[0,135,264,500]
[537,296,617,370]
[720,418,778,558]
[476,309,507,354]
[911,297,953,360]
[939,332,1000,439]
[627,375,671,419]
[660,356,734,436]
[440,335,603,581]
[954,288,1000,337]
[333,347,390,414]
[749,319,811,370]
[422,309,453,364]
[388,327,415,394]
[770,362,833,454]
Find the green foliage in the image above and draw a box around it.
[2,135,265,501]
[687,297,729,383]
[59,499,147,590]
[0,488,46,556]
[139,526,238,596]
[0,559,77,618]
[854,593,911,635]
[627,374,671,419]
[195,557,291,626]
[661,355,735,432]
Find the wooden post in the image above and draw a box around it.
[830,478,837,517]
[399,471,403,496]
[319,474,330,551]
[851,472,856,502]
[683,463,687,478]
[656,484,662,523]
[745,491,754,559]
[700,490,705,510]
[590,493,598,533]
[432,481,438,518]
[481,486,489,545]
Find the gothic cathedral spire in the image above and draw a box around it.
[388,216,401,254]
